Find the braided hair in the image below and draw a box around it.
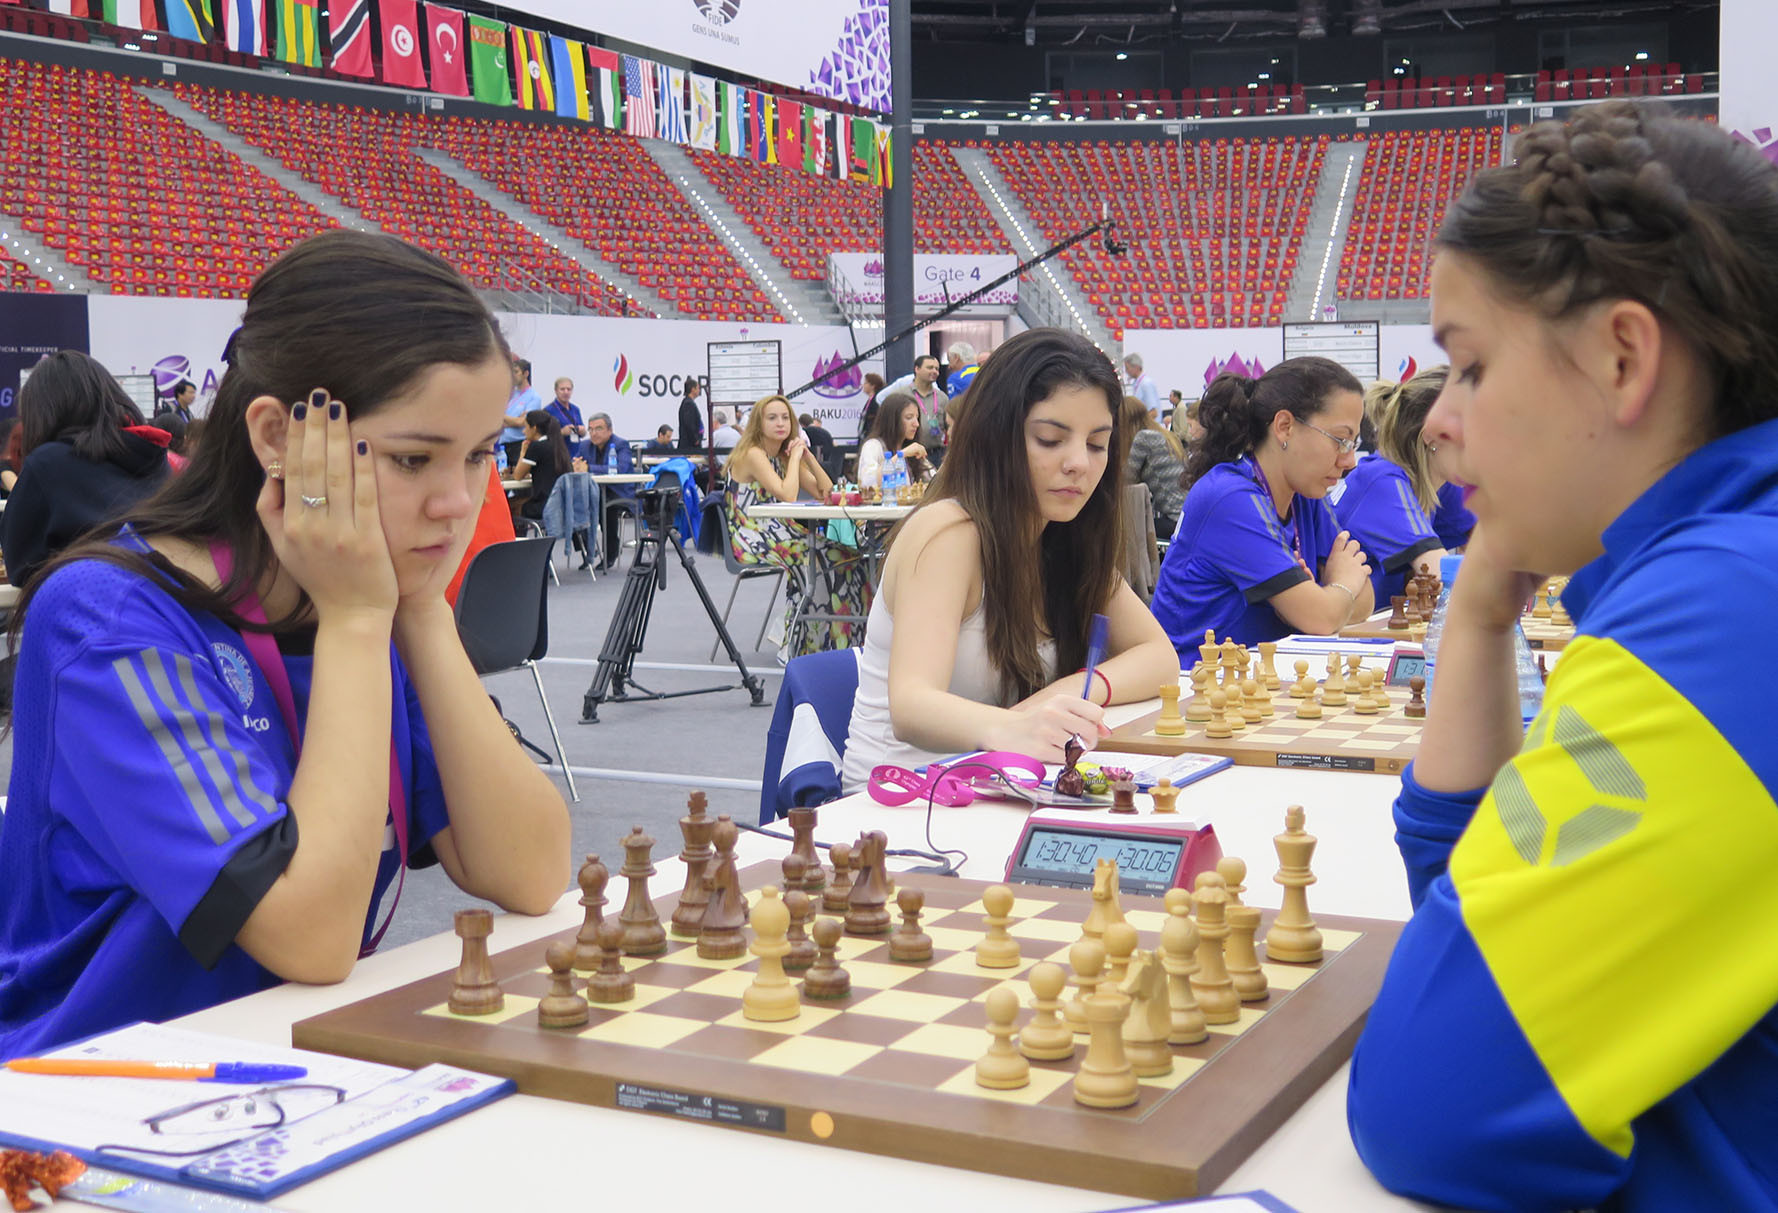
[1438,100,1778,439]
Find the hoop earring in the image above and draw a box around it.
[266,461,283,480]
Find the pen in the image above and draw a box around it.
[1081,613,1110,701]
[5,1059,309,1082]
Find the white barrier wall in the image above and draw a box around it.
[87,298,882,441]
[1122,324,1447,401]
[1721,0,1778,145]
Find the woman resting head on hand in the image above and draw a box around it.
[0,230,571,1060]
[840,327,1179,788]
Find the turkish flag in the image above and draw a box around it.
[424,3,468,96]
[378,0,425,88]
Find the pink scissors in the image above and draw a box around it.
[867,752,1046,807]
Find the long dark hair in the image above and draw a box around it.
[524,408,570,476]
[908,327,1124,702]
[17,349,147,463]
[12,231,507,640]
[870,389,928,480]
[1438,100,1778,440]
[1184,357,1363,487]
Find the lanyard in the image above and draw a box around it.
[1244,456,1310,576]
[208,542,407,958]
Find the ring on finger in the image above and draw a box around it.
[301,494,328,509]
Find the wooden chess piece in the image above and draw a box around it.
[1225,904,1269,1002]
[822,842,855,914]
[1072,986,1139,1109]
[448,908,503,1015]
[889,887,933,962]
[1370,669,1392,710]
[617,826,667,957]
[1101,920,1138,996]
[1296,687,1324,720]
[802,916,851,1000]
[783,888,818,973]
[1253,676,1276,719]
[1160,889,1208,1045]
[1065,937,1106,1036]
[1321,655,1347,706]
[742,887,801,1022]
[844,830,893,936]
[1291,658,1314,699]
[670,794,716,939]
[780,854,811,915]
[786,806,825,893]
[1532,582,1553,618]
[1404,675,1427,719]
[572,854,608,972]
[1551,594,1571,628]
[1266,805,1324,963]
[1225,681,1246,732]
[1080,858,1125,944]
[1353,668,1379,715]
[1219,639,1240,692]
[1185,664,1214,723]
[697,818,749,960]
[1258,641,1281,691]
[976,884,1022,968]
[1346,653,1365,686]
[1119,951,1173,1078]
[1239,678,1264,724]
[1154,682,1186,737]
[975,986,1031,1090]
[588,918,635,1004]
[1216,856,1247,903]
[1387,594,1409,629]
[1149,777,1180,814]
[538,940,590,1029]
[1187,873,1240,1024]
[1206,688,1233,738]
[1019,962,1077,1061]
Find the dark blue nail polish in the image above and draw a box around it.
[329,402,341,421]
[309,390,326,409]
[292,402,307,421]
[356,440,368,455]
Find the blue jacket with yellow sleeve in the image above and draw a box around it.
[1347,417,1778,1213]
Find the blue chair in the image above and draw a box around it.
[758,647,860,824]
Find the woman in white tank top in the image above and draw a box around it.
[841,329,1180,791]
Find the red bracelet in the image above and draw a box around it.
[1092,668,1111,706]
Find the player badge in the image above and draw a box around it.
[213,642,255,708]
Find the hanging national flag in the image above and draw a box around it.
[511,26,553,112]
[688,74,717,151]
[777,99,802,169]
[623,56,656,139]
[221,0,264,54]
[377,0,424,86]
[45,1,88,16]
[875,122,893,188]
[327,0,370,75]
[548,35,588,120]
[586,46,622,129]
[848,115,876,183]
[656,67,687,144]
[749,90,776,164]
[273,0,319,66]
[424,3,467,96]
[806,107,827,176]
[164,0,214,42]
[467,14,509,106]
[717,80,744,157]
[101,0,158,30]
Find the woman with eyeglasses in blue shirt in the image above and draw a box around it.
[1150,357,1375,650]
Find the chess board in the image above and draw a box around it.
[293,864,1401,1201]
[1338,615,1418,641]
[1519,613,1573,651]
[1100,682,1422,774]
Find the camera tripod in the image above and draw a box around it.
[580,484,767,723]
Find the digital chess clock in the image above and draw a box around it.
[1004,807,1223,898]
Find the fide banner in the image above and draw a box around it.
[1120,324,1448,403]
[496,0,889,113]
[0,291,91,418]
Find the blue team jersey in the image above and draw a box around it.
[0,553,452,1059]
[1332,453,1442,603]
[1348,416,1778,1211]
[1150,457,1342,649]
[1431,481,1475,549]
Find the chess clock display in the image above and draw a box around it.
[1384,647,1427,687]
[1005,809,1223,897]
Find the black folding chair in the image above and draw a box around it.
[452,536,579,802]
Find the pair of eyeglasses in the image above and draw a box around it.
[1301,418,1360,455]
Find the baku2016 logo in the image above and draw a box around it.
[613,353,635,395]
[810,352,863,399]
[694,0,741,26]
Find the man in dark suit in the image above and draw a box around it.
[677,377,705,454]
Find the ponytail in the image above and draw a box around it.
[1182,356,1362,487]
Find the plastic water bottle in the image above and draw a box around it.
[1512,623,1546,722]
[1420,553,1463,690]
[883,451,907,500]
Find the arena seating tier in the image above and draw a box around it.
[0,57,336,298]
[0,244,57,294]
[1336,128,1504,301]
[986,136,1326,333]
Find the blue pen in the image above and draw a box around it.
[1082,613,1110,700]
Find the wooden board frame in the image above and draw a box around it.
[293,865,1401,1201]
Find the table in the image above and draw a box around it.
[108,716,1429,1213]
[744,502,914,653]
[640,453,708,467]
[590,473,656,485]
[499,477,531,494]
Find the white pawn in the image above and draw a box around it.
[1020,962,1076,1061]
[1101,921,1138,997]
[1160,889,1208,1044]
[975,884,1021,969]
[741,887,799,1022]
[975,986,1030,1089]
[1065,938,1106,1036]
